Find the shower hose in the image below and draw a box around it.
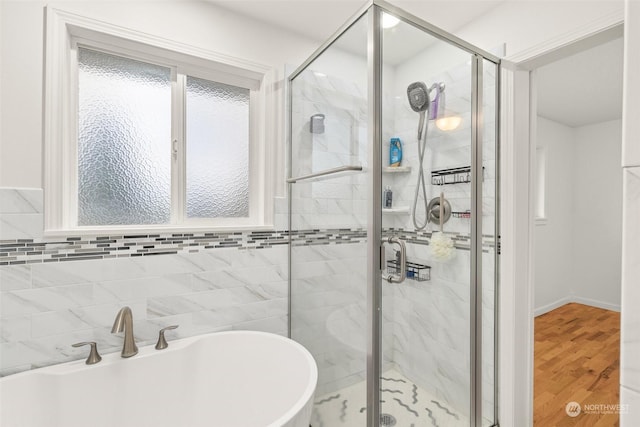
[412,116,429,231]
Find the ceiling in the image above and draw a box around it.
[209,0,623,127]
[209,0,504,67]
[536,37,624,128]
[209,0,504,44]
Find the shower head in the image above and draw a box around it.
[407,82,430,140]
[407,82,430,112]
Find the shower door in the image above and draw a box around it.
[370,6,497,427]
[288,2,499,426]
[372,6,499,425]
[375,6,498,426]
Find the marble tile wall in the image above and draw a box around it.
[0,189,44,240]
[290,68,373,398]
[0,246,290,376]
[290,69,369,231]
[382,59,497,237]
[292,242,368,396]
[621,166,640,424]
[0,188,291,376]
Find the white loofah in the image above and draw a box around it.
[430,231,455,262]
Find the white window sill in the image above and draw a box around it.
[43,224,277,238]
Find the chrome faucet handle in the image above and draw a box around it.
[72,341,102,365]
[155,325,179,350]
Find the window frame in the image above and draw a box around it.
[44,7,275,235]
[534,146,547,225]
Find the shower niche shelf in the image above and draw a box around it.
[383,166,411,174]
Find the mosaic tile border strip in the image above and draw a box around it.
[0,228,368,266]
[0,230,289,266]
[0,228,493,266]
[383,228,496,253]
[290,229,367,246]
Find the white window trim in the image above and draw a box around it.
[44,7,276,236]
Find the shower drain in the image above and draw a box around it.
[380,413,397,426]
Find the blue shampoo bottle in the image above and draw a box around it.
[390,138,402,167]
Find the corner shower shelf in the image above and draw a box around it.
[431,166,484,185]
[383,166,411,174]
[382,206,410,214]
[431,166,471,185]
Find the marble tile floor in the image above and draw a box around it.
[311,369,468,427]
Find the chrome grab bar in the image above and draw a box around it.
[382,236,406,283]
[287,165,363,183]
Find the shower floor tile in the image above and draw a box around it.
[311,369,468,427]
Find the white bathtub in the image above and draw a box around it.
[0,331,317,427]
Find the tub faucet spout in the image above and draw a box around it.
[111,306,138,358]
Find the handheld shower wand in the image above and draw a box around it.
[407,82,429,141]
[407,82,442,230]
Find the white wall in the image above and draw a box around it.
[572,120,623,309]
[455,0,624,58]
[534,117,623,315]
[0,0,319,189]
[534,117,574,313]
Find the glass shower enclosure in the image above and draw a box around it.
[288,1,499,426]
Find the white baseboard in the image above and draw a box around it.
[572,296,621,312]
[534,296,621,317]
[534,297,572,317]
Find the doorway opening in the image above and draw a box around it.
[532,31,624,426]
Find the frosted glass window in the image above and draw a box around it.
[186,76,250,218]
[77,48,172,225]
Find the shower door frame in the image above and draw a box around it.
[287,1,501,425]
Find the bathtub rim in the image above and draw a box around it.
[0,330,318,427]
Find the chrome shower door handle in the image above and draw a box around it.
[382,236,406,283]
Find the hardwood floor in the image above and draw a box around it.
[534,303,620,427]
